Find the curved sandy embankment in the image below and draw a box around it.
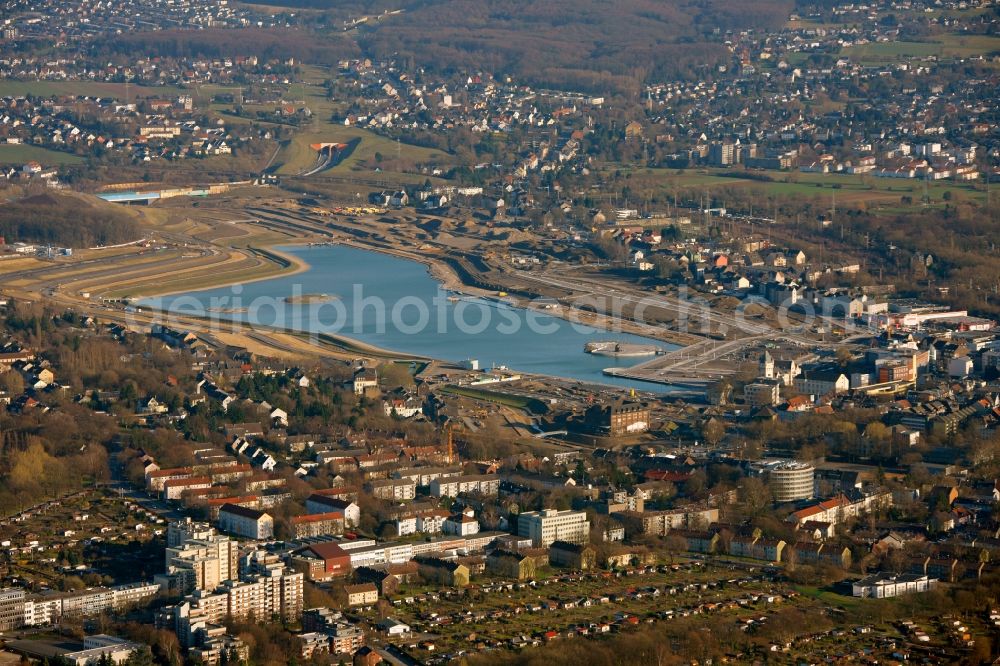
[108,229,685,384]
[113,242,425,361]
[130,245,313,299]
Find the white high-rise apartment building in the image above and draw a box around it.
[517,509,590,547]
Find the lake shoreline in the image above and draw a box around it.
[326,237,689,349]
[132,232,687,353]
[140,242,682,391]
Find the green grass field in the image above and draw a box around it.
[209,103,290,128]
[1,70,444,181]
[629,166,987,212]
[0,81,248,108]
[441,385,549,414]
[0,80,186,100]
[184,83,245,105]
[0,144,84,166]
[273,126,448,175]
[842,34,1000,64]
[264,64,449,177]
[794,585,863,611]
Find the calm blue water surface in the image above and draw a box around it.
[143,245,680,391]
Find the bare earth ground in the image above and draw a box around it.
[7,191,700,371]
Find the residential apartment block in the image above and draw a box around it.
[290,512,345,539]
[159,522,239,594]
[366,478,417,501]
[218,504,274,540]
[517,509,590,547]
[429,474,500,497]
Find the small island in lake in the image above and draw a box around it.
[585,341,664,357]
[285,293,340,305]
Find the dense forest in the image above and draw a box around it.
[92,28,360,63]
[0,193,141,248]
[227,0,792,94]
[360,0,792,93]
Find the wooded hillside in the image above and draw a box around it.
[237,0,794,94]
[93,27,361,63]
[0,193,141,248]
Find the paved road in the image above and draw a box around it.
[261,141,282,172]
[108,460,185,521]
[507,269,850,384]
[514,269,776,337]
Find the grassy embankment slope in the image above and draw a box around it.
[266,65,449,180]
[0,144,84,166]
